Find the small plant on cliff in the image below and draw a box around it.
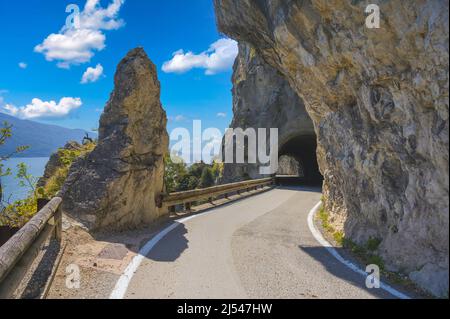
[41,142,96,198]
[366,237,382,251]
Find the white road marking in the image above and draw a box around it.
[111,194,411,299]
[307,201,411,299]
[110,211,216,299]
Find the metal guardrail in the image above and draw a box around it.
[0,197,62,298]
[157,177,275,210]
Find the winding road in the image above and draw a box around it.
[116,187,400,299]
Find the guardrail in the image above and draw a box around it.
[0,197,62,298]
[0,177,275,298]
[157,177,275,210]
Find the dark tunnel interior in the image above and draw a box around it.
[277,134,323,186]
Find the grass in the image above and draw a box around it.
[318,205,345,246]
[316,204,434,298]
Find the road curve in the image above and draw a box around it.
[124,187,395,299]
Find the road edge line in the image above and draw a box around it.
[110,187,278,299]
[307,201,411,300]
[109,212,209,299]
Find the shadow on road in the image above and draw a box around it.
[146,222,189,262]
[298,245,398,299]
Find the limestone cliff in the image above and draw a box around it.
[215,0,449,296]
[61,48,169,231]
[222,42,317,182]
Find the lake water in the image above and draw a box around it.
[1,157,49,203]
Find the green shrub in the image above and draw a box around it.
[366,237,382,251]
[199,167,215,188]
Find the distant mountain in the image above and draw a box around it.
[0,113,96,158]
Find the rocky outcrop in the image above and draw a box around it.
[215,0,449,296]
[222,42,316,182]
[278,155,301,177]
[61,48,169,231]
[37,141,84,188]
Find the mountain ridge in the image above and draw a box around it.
[0,112,96,158]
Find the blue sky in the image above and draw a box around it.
[0,0,234,137]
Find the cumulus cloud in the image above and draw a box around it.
[162,38,238,75]
[35,0,125,68]
[18,62,28,69]
[81,64,104,83]
[216,112,227,118]
[3,97,82,119]
[175,115,187,122]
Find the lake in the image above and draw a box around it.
[1,157,49,203]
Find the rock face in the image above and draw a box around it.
[37,141,84,188]
[222,42,316,182]
[278,155,301,176]
[61,48,169,231]
[215,0,449,296]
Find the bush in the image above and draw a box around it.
[164,154,188,193]
[199,167,215,188]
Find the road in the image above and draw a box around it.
[123,186,396,299]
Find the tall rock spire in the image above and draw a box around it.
[61,48,169,230]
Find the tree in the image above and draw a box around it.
[177,175,199,192]
[211,159,224,181]
[188,161,209,179]
[164,154,188,193]
[0,121,28,204]
[1,163,39,227]
[199,167,215,189]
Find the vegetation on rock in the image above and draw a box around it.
[0,137,95,228]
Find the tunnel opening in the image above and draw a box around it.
[277,134,323,186]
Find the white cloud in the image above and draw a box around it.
[175,115,187,122]
[18,62,28,69]
[81,64,104,83]
[35,0,125,68]
[162,38,238,75]
[216,112,227,118]
[3,97,82,119]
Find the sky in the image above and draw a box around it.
[0,0,235,143]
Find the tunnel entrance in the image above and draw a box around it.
[276,134,323,186]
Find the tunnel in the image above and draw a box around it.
[276,134,323,186]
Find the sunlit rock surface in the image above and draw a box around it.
[215,0,449,296]
[61,48,169,231]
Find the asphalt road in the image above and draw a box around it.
[124,186,395,299]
